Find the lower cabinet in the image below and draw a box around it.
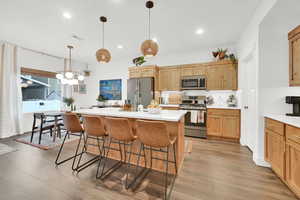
[207,108,240,140]
[264,118,300,198]
[265,128,285,179]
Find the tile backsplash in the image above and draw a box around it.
[161,90,241,107]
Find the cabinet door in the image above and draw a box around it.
[193,66,206,76]
[206,66,223,90]
[169,68,180,91]
[181,67,194,76]
[222,116,240,139]
[158,70,169,91]
[129,68,141,78]
[207,115,222,137]
[266,130,285,179]
[286,140,300,197]
[222,65,237,90]
[290,34,300,86]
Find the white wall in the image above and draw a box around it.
[237,0,277,166]
[257,0,300,166]
[17,48,87,132]
[74,44,236,107]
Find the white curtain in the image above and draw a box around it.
[0,43,23,138]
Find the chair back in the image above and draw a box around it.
[62,113,83,133]
[83,115,106,137]
[136,120,170,148]
[105,117,135,142]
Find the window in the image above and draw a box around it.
[21,68,61,113]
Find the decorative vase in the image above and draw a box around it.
[219,52,226,60]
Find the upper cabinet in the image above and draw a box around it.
[128,60,238,91]
[206,61,238,90]
[128,65,158,78]
[158,66,181,91]
[289,25,300,86]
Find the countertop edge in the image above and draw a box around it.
[264,113,300,129]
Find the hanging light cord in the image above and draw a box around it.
[69,47,72,71]
[102,22,105,48]
[148,7,151,40]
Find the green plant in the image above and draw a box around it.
[97,94,107,102]
[63,97,74,107]
[228,53,237,62]
[133,56,146,66]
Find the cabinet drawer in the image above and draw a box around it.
[207,109,240,116]
[286,125,300,143]
[265,118,285,136]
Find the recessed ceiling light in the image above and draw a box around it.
[117,45,123,49]
[152,37,158,43]
[63,12,72,19]
[196,28,204,35]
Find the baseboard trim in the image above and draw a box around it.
[253,156,270,167]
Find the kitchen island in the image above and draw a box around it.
[75,108,187,174]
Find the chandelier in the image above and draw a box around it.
[56,45,84,85]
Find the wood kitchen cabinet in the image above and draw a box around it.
[264,118,286,180]
[206,61,237,90]
[286,125,300,197]
[289,25,300,86]
[180,64,206,76]
[158,67,180,91]
[128,65,158,78]
[207,108,240,141]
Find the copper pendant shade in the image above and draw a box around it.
[141,1,158,57]
[96,16,111,63]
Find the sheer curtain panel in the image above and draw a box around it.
[0,43,23,138]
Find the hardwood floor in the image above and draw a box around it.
[0,137,297,200]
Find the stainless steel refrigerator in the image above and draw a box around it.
[127,77,154,107]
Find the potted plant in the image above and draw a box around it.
[218,48,228,60]
[133,56,146,66]
[63,97,75,111]
[97,94,107,106]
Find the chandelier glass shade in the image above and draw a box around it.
[56,45,84,85]
[96,16,111,63]
[141,1,158,57]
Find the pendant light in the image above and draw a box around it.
[96,16,111,63]
[56,45,85,85]
[141,1,158,58]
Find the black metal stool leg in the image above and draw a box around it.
[96,137,107,178]
[125,142,133,189]
[71,132,84,171]
[55,131,69,165]
[76,136,104,173]
[164,146,170,200]
[173,144,177,174]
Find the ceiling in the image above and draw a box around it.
[0,0,260,64]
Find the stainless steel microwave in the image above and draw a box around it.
[180,76,206,90]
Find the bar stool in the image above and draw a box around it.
[55,113,85,171]
[76,115,107,174]
[97,117,137,189]
[135,120,178,200]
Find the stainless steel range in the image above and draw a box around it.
[180,96,207,138]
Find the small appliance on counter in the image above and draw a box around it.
[286,96,300,116]
[227,94,238,107]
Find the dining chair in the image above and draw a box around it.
[30,113,63,144]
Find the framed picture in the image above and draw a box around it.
[99,79,122,100]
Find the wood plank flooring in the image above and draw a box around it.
[0,137,298,200]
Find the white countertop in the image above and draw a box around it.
[75,108,187,122]
[206,105,241,110]
[159,104,180,108]
[264,113,300,128]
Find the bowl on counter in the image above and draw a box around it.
[147,107,161,114]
